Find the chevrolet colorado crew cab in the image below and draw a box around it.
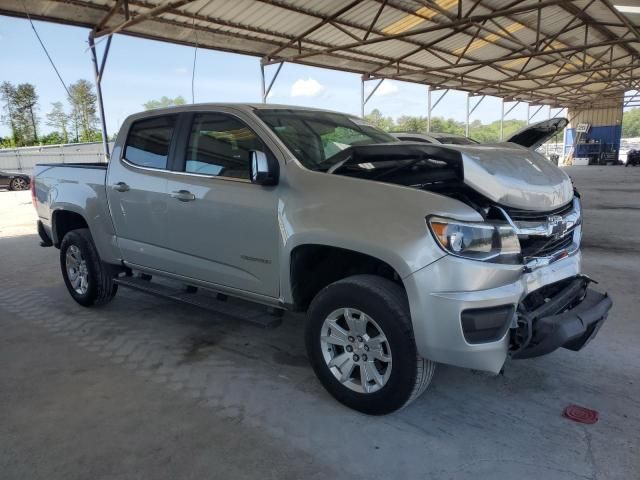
[33,104,612,414]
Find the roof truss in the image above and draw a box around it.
[2,0,639,107]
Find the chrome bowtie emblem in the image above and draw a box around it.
[547,215,565,236]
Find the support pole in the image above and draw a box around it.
[261,60,284,103]
[527,103,531,125]
[89,34,110,160]
[427,85,431,132]
[466,93,470,137]
[260,63,266,104]
[500,98,505,140]
[361,76,365,118]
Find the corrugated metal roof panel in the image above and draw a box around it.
[2,0,638,107]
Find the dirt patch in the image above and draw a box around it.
[181,333,223,363]
[272,351,309,368]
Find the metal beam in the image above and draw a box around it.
[88,34,110,159]
[271,0,568,63]
[261,61,283,103]
[94,0,199,38]
[361,77,385,117]
[268,0,360,57]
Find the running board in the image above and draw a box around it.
[114,276,283,328]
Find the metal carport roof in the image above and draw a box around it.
[3,0,640,108]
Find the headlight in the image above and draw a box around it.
[428,216,521,264]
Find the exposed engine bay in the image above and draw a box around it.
[329,143,581,266]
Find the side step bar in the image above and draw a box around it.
[114,276,283,328]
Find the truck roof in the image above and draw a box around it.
[134,103,344,118]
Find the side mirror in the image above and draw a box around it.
[249,150,278,186]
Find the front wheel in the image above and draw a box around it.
[305,275,435,415]
[60,228,118,307]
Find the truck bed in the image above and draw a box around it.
[33,163,110,228]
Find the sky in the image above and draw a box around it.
[0,15,544,137]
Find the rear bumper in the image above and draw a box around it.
[511,279,612,359]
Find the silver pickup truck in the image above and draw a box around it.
[33,104,612,414]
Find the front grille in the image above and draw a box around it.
[520,233,574,258]
[503,201,573,223]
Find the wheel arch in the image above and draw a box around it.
[287,243,407,312]
[52,208,89,247]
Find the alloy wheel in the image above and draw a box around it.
[320,307,392,394]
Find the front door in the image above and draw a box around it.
[164,111,280,298]
[106,114,177,271]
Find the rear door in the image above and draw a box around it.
[106,114,178,271]
[163,109,280,298]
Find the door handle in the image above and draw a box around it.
[171,190,196,202]
[111,182,130,192]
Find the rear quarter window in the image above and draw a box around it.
[124,115,177,169]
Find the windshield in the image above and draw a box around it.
[255,109,397,170]
[436,136,479,145]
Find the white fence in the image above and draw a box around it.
[0,142,112,174]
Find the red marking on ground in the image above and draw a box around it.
[563,405,599,424]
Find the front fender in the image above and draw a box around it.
[276,166,481,305]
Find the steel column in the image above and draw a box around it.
[261,60,284,103]
[427,85,431,132]
[88,33,111,160]
[466,93,470,137]
[500,98,505,140]
[361,77,385,118]
[466,94,486,137]
[361,77,365,118]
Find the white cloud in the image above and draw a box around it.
[290,78,325,97]
[173,67,189,75]
[373,81,398,96]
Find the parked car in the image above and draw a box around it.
[626,149,640,166]
[0,170,30,190]
[32,105,612,414]
[393,131,479,145]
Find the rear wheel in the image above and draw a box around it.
[305,274,435,415]
[60,228,118,307]
[9,177,29,191]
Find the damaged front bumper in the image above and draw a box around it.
[404,252,612,373]
[511,276,612,359]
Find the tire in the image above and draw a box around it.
[9,176,29,191]
[60,228,118,307]
[305,274,435,415]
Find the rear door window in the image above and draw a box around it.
[124,115,177,169]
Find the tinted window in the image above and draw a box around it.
[185,114,264,179]
[125,115,177,169]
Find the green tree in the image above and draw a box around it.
[364,109,394,131]
[68,80,99,142]
[623,108,640,137]
[0,82,18,145]
[13,83,39,144]
[395,115,428,133]
[143,96,186,110]
[46,102,70,144]
[40,131,67,145]
[0,82,40,146]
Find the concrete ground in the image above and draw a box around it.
[0,166,638,480]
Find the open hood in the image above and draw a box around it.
[330,142,573,211]
[447,143,573,210]
[506,118,568,149]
